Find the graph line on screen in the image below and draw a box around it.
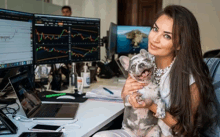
[0,20,32,63]
[36,46,69,54]
[35,29,70,42]
[0,29,18,41]
[71,46,99,57]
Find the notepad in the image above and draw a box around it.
[85,86,123,102]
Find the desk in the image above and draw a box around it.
[4,77,126,137]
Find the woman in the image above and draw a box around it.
[93,5,219,137]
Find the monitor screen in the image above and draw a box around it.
[70,17,100,62]
[34,14,70,64]
[0,9,33,69]
[107,22,117,60]
[34,14,100,64]
[116,26,151,54]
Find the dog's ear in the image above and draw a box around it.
[140,49,155,62]
[140,49,148,57]
[119,56,130,71]
[148,53,155,62]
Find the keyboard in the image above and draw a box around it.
[34,104,62,117]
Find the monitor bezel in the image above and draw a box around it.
[107,22,117,60]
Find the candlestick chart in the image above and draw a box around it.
[36,45,69,64]
[34,14,100,63]
[70,25,100,61]
[71,45,100,62]
[35,26,70,63]
[71,25,99,45]
[35,26,70,45]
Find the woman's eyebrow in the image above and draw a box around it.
[155,23,172,34]
[164,31,172,34]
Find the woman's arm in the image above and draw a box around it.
[149,83,200,128]
[149,103,177,127]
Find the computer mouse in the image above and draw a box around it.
[56,95,75,100]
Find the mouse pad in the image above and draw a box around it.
[38,91,88,103]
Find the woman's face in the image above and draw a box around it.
[148,14,175,58]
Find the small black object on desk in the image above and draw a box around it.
[19,132,63,137]
[0,98,16,105]
[0,109,18,135]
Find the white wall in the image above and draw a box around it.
[6,0,62,15]
[69,0,117,61]
[163,0,220,53]
[68,0,83,17]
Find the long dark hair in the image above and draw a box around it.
[155,5,219,136]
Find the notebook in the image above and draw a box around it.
[9,72,79,120]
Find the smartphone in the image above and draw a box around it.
[19,132,64,137]
[28,124,63,132]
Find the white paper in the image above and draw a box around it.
[85,85,123,100]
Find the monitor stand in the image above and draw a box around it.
[114,54,128,79]
[0,68,19,97]
[0,68,18,90]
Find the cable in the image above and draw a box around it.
[62,118,81,129]
[0,82,10,92]
[7,114,33,122]
[8,114,80,128]
[0,102,20,114]
[35,118,81,129]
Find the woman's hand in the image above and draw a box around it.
[128,92,153,108]
[121,75,147,100]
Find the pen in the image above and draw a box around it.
[43,93,66,98]
[103,87,114,95]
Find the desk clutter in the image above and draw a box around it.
[85,85,123,102]
[0,77,125,136]
[38,91,87,103]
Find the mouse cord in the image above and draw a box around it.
[6,113,81,129]
[7,114,34,122]
[61,118,81,129]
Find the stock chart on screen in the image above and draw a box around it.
[0,9,33,69]
[34,14,100,64]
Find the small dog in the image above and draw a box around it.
[119,49,165,137]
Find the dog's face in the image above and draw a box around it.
[119,49,154,82]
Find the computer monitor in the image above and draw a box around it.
[0,9,33,69]
[107,22,117,60]
[116,25,151,54]
[34,14,100,64]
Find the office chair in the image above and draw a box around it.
[203,58,220,136]
[203,49,220,58]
